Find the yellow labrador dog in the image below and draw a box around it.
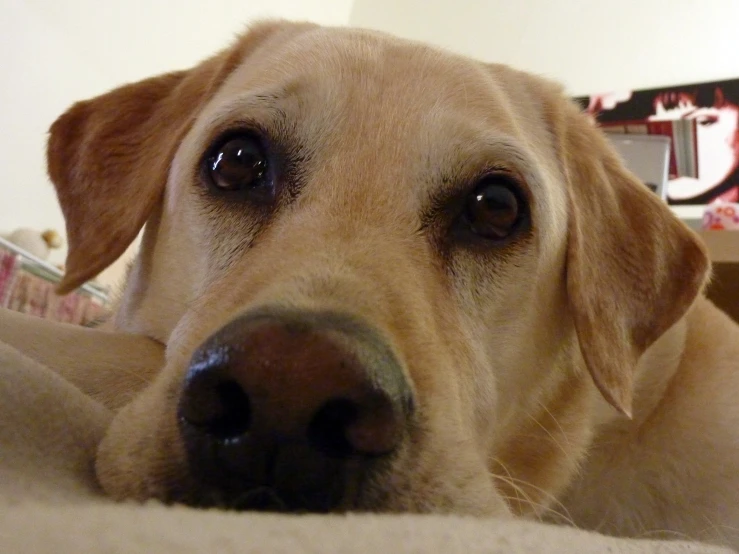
[28,19,739,546]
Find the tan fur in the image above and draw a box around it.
[12,19,736,547]
[0,309,164,410]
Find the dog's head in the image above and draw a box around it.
[48,21,708,515]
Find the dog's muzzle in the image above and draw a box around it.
[178,308,415,512]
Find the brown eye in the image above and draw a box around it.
[206,136,268,192]
[465,178,522,240]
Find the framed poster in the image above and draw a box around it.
[575,79,739,205]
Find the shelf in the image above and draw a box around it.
[671,205,705,225]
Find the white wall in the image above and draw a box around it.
[349,0,739,96]
[4,0,739,284]
[0,0,353,273]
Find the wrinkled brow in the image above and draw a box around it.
[420,134,541,222]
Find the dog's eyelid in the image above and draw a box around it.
[422,164,529,221]
[198,101,294,159]
[202,123,271,155]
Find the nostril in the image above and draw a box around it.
[308,399,358,458]
[180,372,252,440]
[308,394,402,459]
[208,381,252,439]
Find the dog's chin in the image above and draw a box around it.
[98,428,509,516]
[95,365,509,516]
[100,464,510,517]
[96,398,509,516]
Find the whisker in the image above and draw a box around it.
[634,528,694,541]
[536,401,575,454]
[526,406,574,468]
[490,456,577,528]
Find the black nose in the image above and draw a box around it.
[177,308,414,512]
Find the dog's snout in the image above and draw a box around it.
[178,309,414,511]
[180,320,405,457]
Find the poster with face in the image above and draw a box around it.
[575,80,739,205]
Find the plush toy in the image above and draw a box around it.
[1,228,64,261]
[703,203,739,230]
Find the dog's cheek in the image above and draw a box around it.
[373,437,511,515]
[96,372,187,502]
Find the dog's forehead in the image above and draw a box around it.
[216,27,527,135]
[196,29,560,188]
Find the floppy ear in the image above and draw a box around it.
[560,107,709,416]
[47,20,312,293]
[48,69,190,293]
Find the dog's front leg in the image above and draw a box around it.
[0,308,164,411]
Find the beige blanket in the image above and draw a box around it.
[0,328,733,553]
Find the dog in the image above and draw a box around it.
[33,20,739,546]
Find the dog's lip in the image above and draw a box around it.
[226,486,289,512]
[164,430,393,513]
[172,431,362,512]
